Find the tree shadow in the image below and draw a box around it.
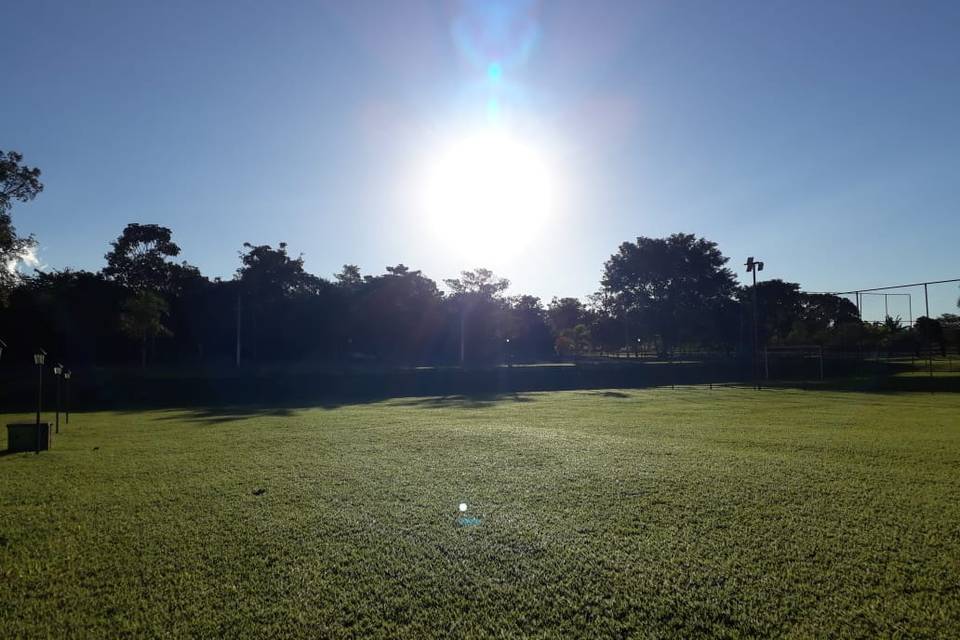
[387,393,538,409]
[149,406,301,426]
[583,390,630,398]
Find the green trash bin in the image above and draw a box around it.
[6,423,51,453]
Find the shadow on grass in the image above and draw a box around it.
[132,393,539,424]
[583,390,631,398]
[388,393,538,409]
[150,406,301,426]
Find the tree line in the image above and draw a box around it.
[1,150,957,368]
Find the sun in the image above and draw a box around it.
[420,129,554,261]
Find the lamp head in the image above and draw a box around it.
[54,364,63,375]
[34,348,47,365]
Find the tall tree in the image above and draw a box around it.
[103,223,185,292]
[547,297,584,334]
[236,242,327,362]
[236,242,322,299]
[443,268,509,298]
[738,279,802,344]
[444,268,510,365]
[0,150,44,301]
[602,233,736,354]
[120,290,172,367]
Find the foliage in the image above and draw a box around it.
[4,222,955,367]
[0,150,43,301]
[103,223,193,293]
[443,267,509,298]
[602,233,737,354]
[557,323,591,357]
[119,290,172,367]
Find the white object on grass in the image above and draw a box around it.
[459,503,468,512]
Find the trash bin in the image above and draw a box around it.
[6,423,51,453]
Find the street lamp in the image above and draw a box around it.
[53,364,63,434]
[745,257,764,390]
[34,349,46,425]
[64,370,72,425]
[0,337,6,361]
[34,348,47,454]
[505,337,512,368]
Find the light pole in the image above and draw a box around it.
[745,257,764,390]
[505,337,511,368]
[54,364,63,434]
[64,370,72,425]
[34,349,46,453]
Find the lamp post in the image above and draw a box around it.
[505,337,511,368]
[54,364,63,434]
[0,337,6,361]
[64,370,71,425]
[745,257,764,390]
[34,349,46,424]
[34,349,46,453]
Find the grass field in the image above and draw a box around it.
[2,387,959,638]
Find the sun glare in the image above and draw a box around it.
[420,129,554,261]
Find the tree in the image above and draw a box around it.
[0,150,44,301]
[351,265,444,363]
[915,316,946,356]
[120,291,172,367]
[103,223,185,292]
[601,233,736,355]
[558,323,591,359]
[504,295,554,361]
[236,242,322,298]
[443,268,509,298]
[335,264,364,289]
[738,279,802,344]
[547,297,584,334]
[236,242,327,362]
[444,268,510,365]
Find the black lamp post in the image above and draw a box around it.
[34,349,46,424]
[64,370,71,425]
[744,257,764,390]
[505,337,512,368]
[54,364,63,434]
[34,349,46,453]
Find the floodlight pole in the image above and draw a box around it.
[235,291,242,368]
[459,305,466,367]
[34,349,46,454]
[54,365,62,434]
[64,371,71,425]
[745,257,764,390]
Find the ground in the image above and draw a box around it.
[2,387,959,638]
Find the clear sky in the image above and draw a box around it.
[4,0,959,319]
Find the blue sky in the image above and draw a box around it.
[4,0,959,319]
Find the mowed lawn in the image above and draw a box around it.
[2,388,959,638]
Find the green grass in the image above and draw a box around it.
[2,388,959,638]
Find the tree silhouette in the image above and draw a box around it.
[444,268,510,365]
[120,291,172,368]
[0,150,43,301]
[103,224,186,293]
[602,234,736,355]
